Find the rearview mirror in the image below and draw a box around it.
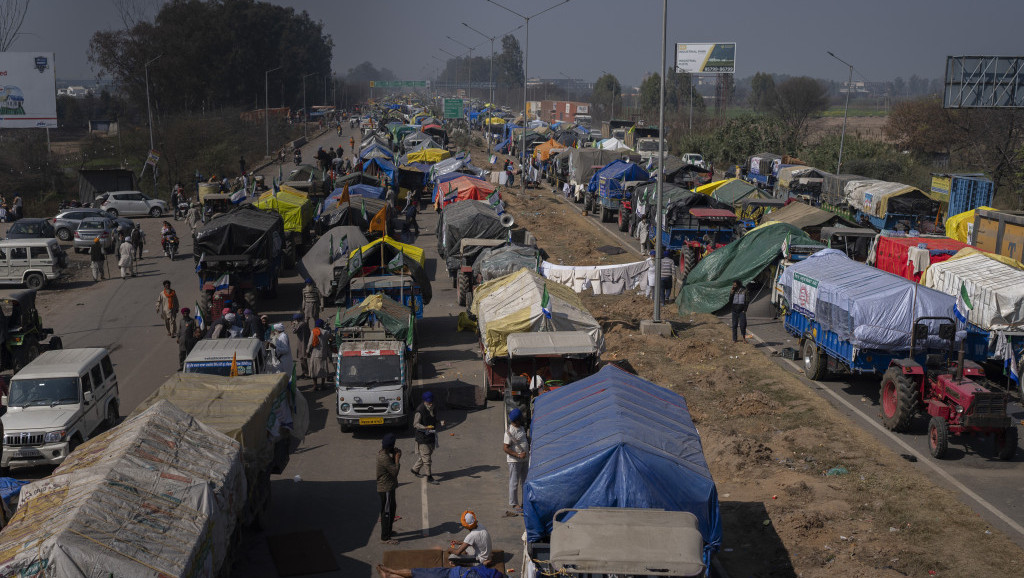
[913,323,929,341]
[938,324,956,341]
[83,391,93,404]
[1,395,6,406]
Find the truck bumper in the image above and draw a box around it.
[2,442,70,469]
[336,415,408,427]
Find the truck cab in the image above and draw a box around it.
[335,334,412,432]
[183,338,269,376]
[635,138,666,162]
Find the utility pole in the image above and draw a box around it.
[265,66,281,158]
[144,55,162,191]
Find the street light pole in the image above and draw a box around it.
[827,51,854,174]
[439,48,460,98]
[265,66,281,158]
[447,36,475,102]
[601,69,616,123]
[144,54,162,191]
[486,0,571,199]
[302,72,317,139]
[653,0,667,323]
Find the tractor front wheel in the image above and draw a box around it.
[617,209,628,231]
[457,272,470,306]
[880,366,920,433]
[928,416,949,459]
[801,339,827,381]
[996,426,1018,461]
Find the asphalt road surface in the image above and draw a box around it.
[17,123,530,578]
[563,185,1024,548]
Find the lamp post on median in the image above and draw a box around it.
[653,0,668,324]
[447,36,475,102]
[144,54,162,190]
[265,66,281,158]
[302,72,317,139]
[827,50,855,175]
[485,0,572,199]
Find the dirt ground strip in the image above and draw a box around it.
[475,145,1024,576]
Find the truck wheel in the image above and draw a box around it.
[105,400,120,429]
[680,246,696,285]
[928,416,949,459]
[339,423,352,433]
[600,206,611,223]
[457,272,469,306]
[996,426,1018,461]
[24,273,44,291]
[801,339,827,381]
[880,366,919,433]
[617,209,628,231]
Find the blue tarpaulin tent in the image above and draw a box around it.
[523,364,721,563]
[493,137,511,153]
[362,157,397,183]
[359,143,395,161]
[587,160,651,193]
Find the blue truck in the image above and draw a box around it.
[585,160,649,223]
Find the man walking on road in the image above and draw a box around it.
[89,238,105,282]
[730,280,749,343]
[291,313,311,378]
[117,236,134,279]
[156,280,180,337]
[302,279,321,322]
[177,308,198,369]
[410,391,442,484]
[131,224,145,261]
[377,432,401,545]
[503,408,529,516]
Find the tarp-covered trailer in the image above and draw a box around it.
[930,173,994,218]
[820,173,866,211]
[0,401,246,577]
[522,365,720,578]
[299,225,368,306]
[437,200,509,284]
[744,152,782,190]
[844,180,941,231]
[870,235,968,282]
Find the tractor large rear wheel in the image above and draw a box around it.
[801,339,827,381]
[457,272,469,306]
[928,416,949,459]
[996,426,1018,461]
[880,366,919,433]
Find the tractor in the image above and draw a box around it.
[879,317,1017,460]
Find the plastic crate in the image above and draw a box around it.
[947,175,994,218]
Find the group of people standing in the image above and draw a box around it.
[87,223,146,281]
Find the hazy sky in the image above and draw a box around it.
[11,0,1024,87]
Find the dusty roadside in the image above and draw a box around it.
[476,147,1024,576]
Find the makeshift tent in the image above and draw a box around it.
[471,267,604,361]
[599,137,630,150]
[533,138,566,161]
[254,185,313,233]
[402,131,433,147]
[434,175,497,207]
[677,223,816,314]
[695,179,731,196]
[871,235,968,282]
[334,171,382,189]
[361,134,390,151]
[359,143,395,161]
[759,201,854,238]
[436,200,507,270]
[945,206,994,243]
[363,157,398,183]
[317,196,387,233]
[430,154,485,181]
[483,116,506,125]
[709,179,762,206]
[523,365,721,563]
[844,180,941,220]
[300,225,368,298]
[0,401,246,578]
[922,252,1024,331]
[342,235,432,304]
[779,250,960,351]
[473,243,542,282]
[587,160,650,193]
[336,293,413,341]
[405,148,451,163]
[407,139,443,152]
[193,205,284,266]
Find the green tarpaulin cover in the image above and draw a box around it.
[676,223,817,314]
[336,293,412,342]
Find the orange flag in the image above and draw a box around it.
[229,352,238,377]
[369,205,389,234]
[340,183,350,205]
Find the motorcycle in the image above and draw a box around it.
[294,150,302,166]
[175,201,190,220]
[162,234,179,260]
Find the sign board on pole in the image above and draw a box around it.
[674,43,736,74]
[370,80,428,88]
[0,52,57,128]
[443,98,464,119]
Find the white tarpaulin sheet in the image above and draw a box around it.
[599,137,630,151]
[0,401,246,578]
[780,250,958,350]
[540,260,653,296]
[921,252,1024,331]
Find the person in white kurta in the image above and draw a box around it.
[270,323,294,376]
[117,239,134,279]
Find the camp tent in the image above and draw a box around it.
[254,185,313,233]
[599,137,630,150]
[471,267,604,362]
[533,138,567,161]
[433,175,497,207]
[695,179,731,196]
[523,364,721,563]
[405,148,451,164]
[759,201,854,238]
[402,131,433,147]
[709,179,762,206]
[300,225,367,298]
[342,235,432,304]
[359,143,395,161]
[362,157,398,183]
[407,139,443,152]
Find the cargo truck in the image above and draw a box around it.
[972,208,1024,261]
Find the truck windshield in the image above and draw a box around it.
[638,141,661,151]
[8,377,80,408]
[338,355,401,387]
[183,360,256,376]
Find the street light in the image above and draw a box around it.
[447,36,474,101]
[144,54,162,190]
[827,50,854,175]
[439,48,460,97]
[265,66,281,158]
[463,21,526,107]
[302,72,317,138]
[485,0,571,198]
[601,69,616,122]
[430,55,446,96]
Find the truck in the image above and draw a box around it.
[820,172,866,214]
[464,242,543,308]
[253,185,315,269]
[744,152,782,191]
[930,173,994,218]
[971,208,1024,260]
[333,294,417,432]
[565,148,633,203]
[521,364,721,578]
[601,119,634,142]
[436,200,510,287]
[333,235,433,319]
[584,159,650,223]
[193,205,284,322]
[843,179,942,232]
[573,114,592,130]
[634,137,667,163]
[624,126,659,150]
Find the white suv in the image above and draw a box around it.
[100,191,168,218]
[1,348,120,471]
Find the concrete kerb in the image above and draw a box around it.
[251,127,333,175]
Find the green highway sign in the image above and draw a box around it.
[443,98,464,119]
[370,80,428,88]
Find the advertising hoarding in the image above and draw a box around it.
[0,52,57,128]
[674,43,736,74]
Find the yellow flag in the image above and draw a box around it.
[230,352,238,377]
[369,205,389,234]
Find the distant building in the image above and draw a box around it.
[58,86,94,98]
[540,100,591,124]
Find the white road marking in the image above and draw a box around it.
[421,475,429,537]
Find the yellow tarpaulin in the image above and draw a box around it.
[350,235,425,266]
[255,185,313,233]
[695,178,733,196]
[405,148,451,163]
[944,206,993,243]
[484,116,506,125]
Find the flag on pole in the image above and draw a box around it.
[369,205,389,234]
[194,301,205,331]
[278,162,283,183]
[1010,351,1020,384]
[213,273,230,291]
[229,352,238,377]
[541,283,551,319]
[954,281,973,325]
[195,252,206,273]
[328,233,336,264]
[360,198,368,222]
[340,183,351,205]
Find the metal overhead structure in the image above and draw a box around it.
[944,56,1024,108]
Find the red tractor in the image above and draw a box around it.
[879,317,1017,460]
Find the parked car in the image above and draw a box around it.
[73,218,116,254]
[6,219,55,240]
[681,153,706,169]
[100,191,168,218]
[0,239,68,290]
[53,208,114,242]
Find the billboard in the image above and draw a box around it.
[675,43,736,74]
[0,52,57,128]
[943,56,1024,108]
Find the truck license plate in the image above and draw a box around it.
[359,417,384,425]
[16,448,41,458]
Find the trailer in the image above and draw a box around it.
[744,152,782,191]
[843,179,941,231]
[870,235,968,282]
[972,208,1024,261]
[584,160,650,222]
[930,173,994,218]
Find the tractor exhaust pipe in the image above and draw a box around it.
[956,346,965,382]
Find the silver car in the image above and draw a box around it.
[53,208,111,242]
[100,191,168,218]
[73,218,116,254]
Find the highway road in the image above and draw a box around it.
[552,181,1024,548]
